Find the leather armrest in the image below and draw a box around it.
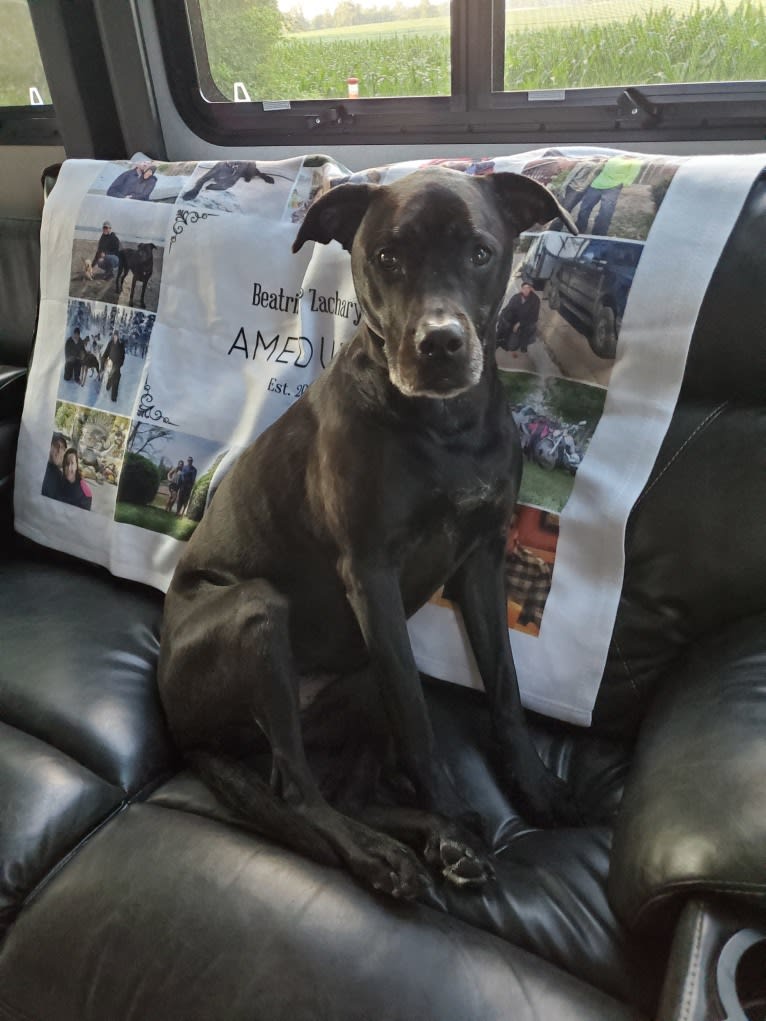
[608,612,766,931]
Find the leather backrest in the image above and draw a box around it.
[594,176,766,733]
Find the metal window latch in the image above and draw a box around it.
[306,105,355,131]
[617,87,662,126]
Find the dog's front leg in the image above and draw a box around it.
[447,536,582,827]
[340,558,443,805]
[340,557,494,884]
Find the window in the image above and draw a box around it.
[198,0,451,101]
[500,0,766,92]
[0,0,51,106]
[155,0,766,146]
[0,0,60,145]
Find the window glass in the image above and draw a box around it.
[197,0,451,101]
[0,0,51,106]
[502,0,766,91]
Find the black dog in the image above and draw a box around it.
[182,160,276,201]
[158,167,578,899]
[80,351,101,382]
[116,243,156,307]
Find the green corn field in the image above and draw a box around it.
[219,1,766,102]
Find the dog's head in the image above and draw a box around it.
[294,167,573,399]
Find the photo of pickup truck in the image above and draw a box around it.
[520,231,644,359]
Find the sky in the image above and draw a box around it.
[277,1,424,18]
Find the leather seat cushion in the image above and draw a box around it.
[0,799,647,1021]
[1,546,662,1011]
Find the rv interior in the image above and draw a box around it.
[1,3,765,1019]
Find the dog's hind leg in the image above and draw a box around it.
[187,748,340,867]
[161,577,429,899]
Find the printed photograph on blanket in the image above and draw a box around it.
[287,156,350,224]
[498,371,605,513]
[68,207,166,314]
[431,506,558,638]
[179,158,303,216]
[524,151,679,241]
[87,160,197,204]
[42,402,129,517]
[502,233,644,379]
[505,508,558,635]
[58,299,154,417]
[114,422,227,542]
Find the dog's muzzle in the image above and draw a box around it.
[391,313,482,398]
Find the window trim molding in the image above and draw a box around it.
[153,0,766,148]
[0,105,60,146]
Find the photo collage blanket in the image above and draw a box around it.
[14,147,765,723]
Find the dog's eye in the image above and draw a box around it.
[377,249,400,272]
[471,245,493,266]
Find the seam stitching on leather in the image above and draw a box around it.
[612,632,640,697]
[19,766,176,914]
[632,881,766,930]
[21,800,129,911]
[632,401,729,511]
[680,907,704,1021]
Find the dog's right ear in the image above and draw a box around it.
[292,183,379,254]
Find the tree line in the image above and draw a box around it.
[283,2,450,33]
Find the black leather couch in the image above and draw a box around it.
[1,174,766,1021]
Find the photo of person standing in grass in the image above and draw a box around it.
[115,422,226,540]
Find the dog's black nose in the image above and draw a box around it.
[417,323,465,359]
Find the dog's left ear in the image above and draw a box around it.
[293,183,379,254]
[484,172,577,235]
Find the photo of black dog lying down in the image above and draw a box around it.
[158,167,579,899]
[182,160,276,201]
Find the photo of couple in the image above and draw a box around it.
[42,403,130,517]
[42,433,93,511]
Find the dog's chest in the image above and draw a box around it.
[398,472,509,608]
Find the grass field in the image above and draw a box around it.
[115,502,198,541]
[214,0,766,101]
[289,15,449,39]
[518,461,575,515]
[503,1,766,89]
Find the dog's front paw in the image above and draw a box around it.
[424,820,495,888]
[341,821,432,900]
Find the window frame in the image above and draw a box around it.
[154,0,766,148]
[0,0,59,146]
[0,104,60,146]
